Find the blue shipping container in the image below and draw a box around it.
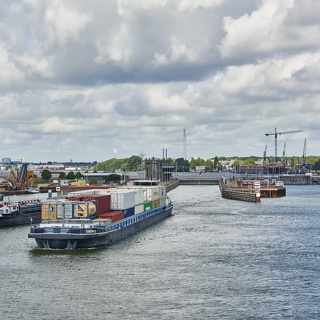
[123,207,135,218]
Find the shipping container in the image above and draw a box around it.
[148,186,161,201]
[110,190,135,210]
[66,196,83,201]
[119,188,144,205]
[120,186,161,202]
[134,203,144,215]
[73,201,96,218]
[63,202,74,219]
[144,201,152,211]
[122,207,134,218]
[41,202,58,220]
[81,194,111,215]
[70,181,86,186]
[159,186,166,198]
[41,201,68,220]
[160,197,166,206]
[98,211,124,222]
[152,199,160,209]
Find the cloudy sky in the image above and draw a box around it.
[1,0,319,163]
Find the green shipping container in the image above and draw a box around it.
[144,201,152,211]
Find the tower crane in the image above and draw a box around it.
[265,128,303,162]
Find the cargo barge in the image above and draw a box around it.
[28,181,173,249]
[0,200,42,227]
[219,177,286,203]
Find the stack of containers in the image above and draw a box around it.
[159,185,166,206]
[110,190,136,218]
[120,186,164,211]
[81,193,111,218]
[132,189,144,215]
[142,186,160,210]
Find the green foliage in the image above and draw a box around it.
[41,169,52,181]
[95,155,142,172]
[59,172,66,179]
[213,156,219,170]
[105,174,121,183]
[175,158,189,172]
[75,172,83,179]
[66,171,75,179]
[313,159,320,170]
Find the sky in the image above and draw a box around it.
[1,0,319,163]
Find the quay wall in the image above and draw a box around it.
[280,175,320,185]
[178,179,219,185]
[164,180,179,192]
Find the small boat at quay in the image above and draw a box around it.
[0,200,42,227]
[28,181,173,249]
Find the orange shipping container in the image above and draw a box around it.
[82,194,111,215]
[98,211,124,223]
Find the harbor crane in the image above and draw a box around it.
[265,128,303,162]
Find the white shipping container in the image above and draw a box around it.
[160,186,166,198]
[56,202,73,219]
[134,203,144,215]
[119,188,144,205]
[146,186,161,201]
[133,189,144,205]
[160,197,166,206]
[110,190,135,210]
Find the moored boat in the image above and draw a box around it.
[28,181,173,249]
[0,200,42,227]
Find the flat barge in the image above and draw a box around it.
[219,177,286,203]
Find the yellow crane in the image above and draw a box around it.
[265,128,303,162]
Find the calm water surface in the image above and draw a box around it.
[1,185,319,319]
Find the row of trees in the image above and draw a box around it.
[40,169,83,181]
[94,155,320,173]
[39,155,320,181]
[94,156,221,172]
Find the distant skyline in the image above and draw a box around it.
[1,1,319,162]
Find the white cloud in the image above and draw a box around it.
[0,0,320,162]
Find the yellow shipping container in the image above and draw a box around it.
[152,199,160,209]
[41,202,58,220]
[73,201,96,218]
[70,181,86,186]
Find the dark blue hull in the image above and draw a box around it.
[0,204,42,227]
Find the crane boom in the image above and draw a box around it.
[265,128,303,161]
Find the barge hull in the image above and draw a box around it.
[29,205,173,249]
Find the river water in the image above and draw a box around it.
[1,185,319,319]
